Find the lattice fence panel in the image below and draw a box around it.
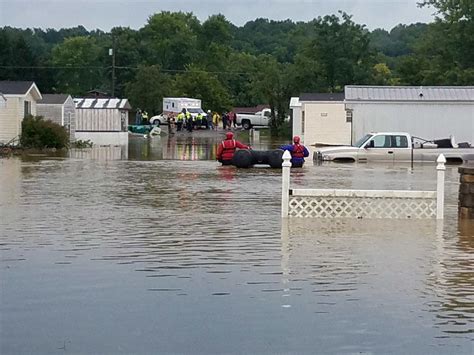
[289,196,437,219]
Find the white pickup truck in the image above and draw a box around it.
[236,109,271,130]
[314,132,474,164]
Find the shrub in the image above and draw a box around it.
[20,115,69,149]
[271,120,292,139]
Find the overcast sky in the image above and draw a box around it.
[0,0,436,31]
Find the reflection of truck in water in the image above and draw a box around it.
[150,98,206,125]
[236,108,271,130]
[314,132,474,164]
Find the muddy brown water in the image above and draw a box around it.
[1,131,473,354]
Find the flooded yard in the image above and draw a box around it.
[1,131,473,354]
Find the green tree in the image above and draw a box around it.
[251,55,292,132]
[125,65,174,114]
[372,63,394,85]
[107,27,142,97]
[51,36,104,95]
[141,12,199,71]
[293,12,375,92]
[418,0,473,21]
[224,52,260,107]
[399,0,474,84]
[173,64,232,112]
[196,15,233,73]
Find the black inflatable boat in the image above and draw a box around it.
[231,149,284,168]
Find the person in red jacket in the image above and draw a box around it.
[217,132,249,165]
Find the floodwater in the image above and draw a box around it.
[1,130,473,354]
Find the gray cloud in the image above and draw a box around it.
[0,0,436,31]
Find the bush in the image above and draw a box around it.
[20,115,69,149]
[271,120,292,139]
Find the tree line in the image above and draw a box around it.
[0,0,472,129]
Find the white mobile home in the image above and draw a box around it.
[74,97,131,145]
[37,94,76,142]
[162,97,201,116]
[0,81,42,144]
[292,93,350,146]
[345,86,474,144]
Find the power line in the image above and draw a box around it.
[0,65,105,69]
[0,65,252,76]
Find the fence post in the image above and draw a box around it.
[281,150,292,218]
[436,154,446,220]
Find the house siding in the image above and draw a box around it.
[303,102,350,146]
[63,96,76,142]
[37,96,76,142]
[37,104,62,125]
[0,97,20,144]
[346,102,474,144]
[76,108,126,132]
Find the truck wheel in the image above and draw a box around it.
[242,121,251,130]
[152,119,161,127]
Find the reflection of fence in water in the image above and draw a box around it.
[70,146,128,160]
[280,218,440,306]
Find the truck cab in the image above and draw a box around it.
[356,133,411,162]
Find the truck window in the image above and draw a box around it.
[371,135,391,148]
[264,111,271,117]
[391,135,408,148]
[354,134,372,147]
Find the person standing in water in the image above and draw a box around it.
[280,136,309,168]
[217,132,250,165]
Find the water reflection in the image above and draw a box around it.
[425,219,474,336]
[70,145,128,160]
[128,129,286,161]
[282,218,473,348]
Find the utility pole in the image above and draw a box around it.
[109,36,116,97]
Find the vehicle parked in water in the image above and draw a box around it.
[236,108,271,130]
[314,132,474,164]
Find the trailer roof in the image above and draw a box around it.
[74,98,131,110]
[345,86,474,102]
[164,97,201,101]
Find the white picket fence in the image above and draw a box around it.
[281,151,446,220]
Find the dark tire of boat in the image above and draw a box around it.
[232,149,253,168]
